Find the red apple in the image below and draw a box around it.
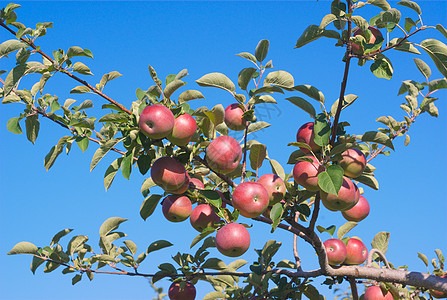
[139,104,175,139]
[351,26,383,55]
[296,122,320,153]
[292,156,324,192]
[206,136,242,174]
[321,177,359,211]
[224,103,247,131]
[189,178,205,190]
[257,174,286,205]
[232,182,269,218]
[339,148,366,178]
[344,238,367,265]
[168,281,196,300]
[215,223,250,257]
[430,275,447,298]
[151,157,189,194]
[342,195,370,222]
[162,195,192,222]
[167,113,197,146]
[190,204,220,232]
[323,239,347,266]
[364,286,393,300]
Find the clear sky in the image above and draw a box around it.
[0,1,446,299]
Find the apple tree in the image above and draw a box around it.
[1,1,447,299]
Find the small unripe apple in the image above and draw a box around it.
[232,182,270,218]
[215,223,250,257]
[292,156,324,192]
[167,113,197,146]
[257,174,286,205]
[225,103,247,131]
[364,286,393,300]
[339,148,366,178]
[190,204,220,232]
[344,238,368,265]
[206,136,242,174]
[342,195,370,222]
[151,157,189,194]
[168,281,196,300]
[323,238,347,266]
[296,122,320,153]
[321,177,359,211]
[430,275,447,298]
[162,195,192,222]
[351,26,383,55]
[139,104,175,139]
[189,178,205,190]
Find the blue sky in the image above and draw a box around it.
[0,1,446,299]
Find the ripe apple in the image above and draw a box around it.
[232,182,269,218]
[151,157,189,194]
[139,104,175,139]
[351,26,383,55]
[206,136,242,174]
[344,238,368,265]
[321,176,359,211]
[257,174,286,205]
[339,148,367,178]
[190,204,220,232]
[162,195,192,222]
[215,223,250,257]
[167,113,197,146]
[296,122,320,153]
[342,195,370,222]
[168,281,196,300]
[430,275,447,298]
[189,177,205,190]
[364,286,393,300]
[323,238,347,266]
[292,156,324,192]
[224,103,247,131]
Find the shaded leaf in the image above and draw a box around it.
[72,274,82,285]
[140,194,163,220]
[6,117,22,134]
[90,138,123,171]
[295,25,340,48]
[190,227,216,248]
[236,52,257,66]
[25,115,39,144]
[249,143,267,170]
[293,85,325,103]
[178,90,205,104]
[337,222,358,240]
[418,39,447,78]
[255,39,269,62]
[317,225,336,237]
[371,231,390,255]
[370,55,393,80]
[397,0,421,15]
[67,235,88,255]
[147,240,173,254]
[104,158,122,191]
[99,217,127,237]
[70,86,91,94]
[124,240,137,256]
[238,67,257,91]
[356,173,380,190]
[436,24,447,39]
[164,79,186,99]
[67,46,93,59]
[196,73,235,93]
[247,121,270,134]
[318,165,344,195]
[7,242,38,255]
[0,39,27,58]
[361,131,394,150]
[413,58,431,79]
[31,256,45,274]
[51,229,74,246]
[99,71,122,89]
[367,0,391,11]
[330,94,358,116]
[269,158,285,180]
[263,70,294,89]
[72,62,93,75]
[286,97,316,118]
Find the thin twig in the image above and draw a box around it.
[349,276,360,300]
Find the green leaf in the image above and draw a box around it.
[337,221,358,240]
[317,165,344,195]
[99,71,122,89]
[285,97,316,119]
[235,52,257,66]
[417,252,428,267]
[247,121,271,134]
[2,94,22,104]
[50,229,74,246]
[295,25,340,48]
[404,134,410,146]
[104,158,122,191]
[72,274,82,285]
[190,227,216,248]
[418,39,447,78]
[72,99,93,111]
[413,58,431,79]
[75,136,89,153]
[99,217,127,237]
[6,117,23,134]
[371,231,390,255]
[3,62,45,96]
[70,85,91,94]
[269,158,285,180]
[277,259,297,269]
[140,194,163,220]
[263,70,294,89]
[392,41,421,54]
[227,259,248,271]
[72,62,93,75]
[330,94,358,116]
[196,72,235,94]
[120,148,134,180]
[67,46,93,59]
[44,137,70,171]
[367,0,391,11]
[317,225,336,237]
[320,14,338,29]
[124,240,137,256]
[238,67,257,91]
[293,85,325,104]
[436,24,447,39]
[199,190,222,208]
[204,291,227,300]
[361,131,395,150]
[147,240,173,254]
[435,249,445,264]
[202,258,226,270]
[178,90,205,104]
[270,202,284,232]
[251,85,284,96]
[249,143,267,170]
[67,235,88,255]
[98,112,128,123]
[69,117,95,129]
[370,55,393,80]
[7,242,38,255]
[356,173,380,190]
[429,78,447,92]
[396,0,421,15]
[25,115,39,144]
[175,69,188,80]
[31,256,45,274]
[0,39,27,58]
[164,79,186,99]
[250,95,277,105]
[255,39,269,62]
[313,115,331,147]
[352,16,371,40]
[90,138,123,171]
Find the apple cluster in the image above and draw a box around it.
[323,237,368,266]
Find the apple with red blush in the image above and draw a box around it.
[162,195,192,222]
[151,157,190,194]
[344,238,368,265]
[215,223,250,257]
[342,195,370,222]
[364,285,393,300]
[339,148,367,178]
[139,104,175,139]
[167,113,197,146]
[190,204,220,232]
[232,182,269,218]
[224,103,247,131]
[168,281,196,300]
[293,156,324,192]
[351,26,383,55]
[257,174,286,205]
[323,238,347,266]
[296,122,320,153]
[206,136,242,174]
[321,176,359,211]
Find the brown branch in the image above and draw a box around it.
[0,20,132,115]
[349,277,359,300]
[241,123,249,183]
[367,248,391,269]
[308,193,320,232]
[193,155,237,188]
